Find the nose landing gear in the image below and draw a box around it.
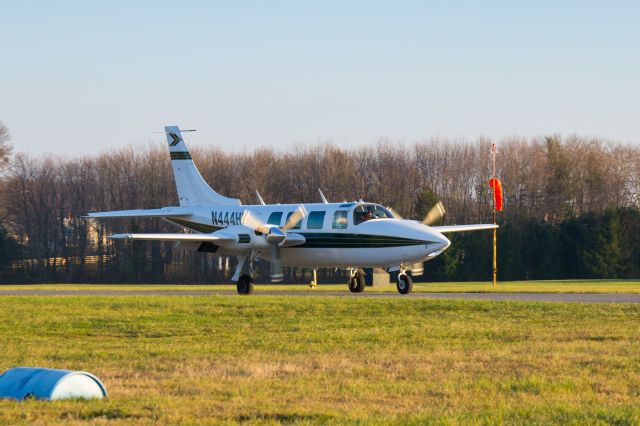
[396,264,413,294]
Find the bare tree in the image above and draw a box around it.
[2,134,639,283]
[0,121,12,172]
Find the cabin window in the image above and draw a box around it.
[353,203,394,225]
[332,210,348,229]
[267,212,283,226]
[306,211,326,229]
[285,211,302,229]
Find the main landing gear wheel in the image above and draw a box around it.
[397,273,413,294]
[348,270,365,293]
[237,274,254,295]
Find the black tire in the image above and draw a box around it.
[397,273,413,294]
[237,274,254,295]
[348,273,365,293]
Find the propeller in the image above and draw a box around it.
[387,201,445,224]
[421,201,446,226]
[386,207,403,220]
[241,206,308,282]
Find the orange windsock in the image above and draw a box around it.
[489,178,503,211]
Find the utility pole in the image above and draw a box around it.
[491,143,497,288]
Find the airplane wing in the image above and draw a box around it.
[83,207,192,219]
[109,233,235,242]
[431,224,498,233]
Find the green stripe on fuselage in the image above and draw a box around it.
[297,232,430,248]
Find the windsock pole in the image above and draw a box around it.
[491,143,497,288]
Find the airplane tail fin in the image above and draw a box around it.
[164,126,240,207]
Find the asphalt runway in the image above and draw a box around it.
[1,289,640,303]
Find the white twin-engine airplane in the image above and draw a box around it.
[85,126,497,295]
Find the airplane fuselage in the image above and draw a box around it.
[166,202,450,268]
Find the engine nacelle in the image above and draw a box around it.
[175,225,269,254]
[174,225,304,254]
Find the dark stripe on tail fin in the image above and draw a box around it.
[170,151,192,160]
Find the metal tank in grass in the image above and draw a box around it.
[0,367,107,401]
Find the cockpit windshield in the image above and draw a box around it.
[353,203,395,225]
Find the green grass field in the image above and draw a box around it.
[1,283,639,424]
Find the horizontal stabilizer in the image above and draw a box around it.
[109,232,236,242]
[431,224,498,233]
[83,207,192,219]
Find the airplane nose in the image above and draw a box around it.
[429,231,450,250]
[390,219,451,255]
[436,232,450,251]
[422,229,450,257]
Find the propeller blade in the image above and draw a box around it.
[410,262,424,277]
[422,201,446,225]
[387,207,403,220]
[283,205,308,230]
[241,210,270,234]
[270,245,284,282]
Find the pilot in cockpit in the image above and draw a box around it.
[353,203,396,225]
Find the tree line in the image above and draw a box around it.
[1,123,639,283]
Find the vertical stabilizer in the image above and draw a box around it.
[165,126,240,207]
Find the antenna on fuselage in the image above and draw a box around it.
[255,191,266,205]
[318,188,329,204]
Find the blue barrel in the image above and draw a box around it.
[0,367,108,400]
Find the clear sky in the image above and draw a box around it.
[2,0,639,155]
